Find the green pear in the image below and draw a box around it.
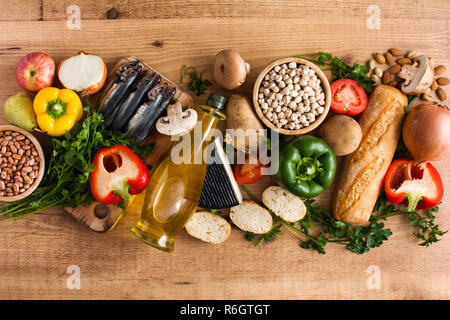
[3,92,37,131]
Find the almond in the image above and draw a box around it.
[434,65,446,76]
[374,53,386,64]
[431,79,439,90]
[390,48,404,56]
[397,57,412,65]
[435,87,447,101]
[436,87,446,101]
[388,64,402,74]
[385,52,395,65]
[368,59,376,70]
[382,71,391,84]
[436,77,450,86]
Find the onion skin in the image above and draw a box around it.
[402,103,450,162]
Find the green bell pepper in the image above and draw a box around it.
[275,135,337,198]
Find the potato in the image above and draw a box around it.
[224,94,264,153]
[319,115,362,156]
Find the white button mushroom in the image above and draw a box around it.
[156,101,198,136]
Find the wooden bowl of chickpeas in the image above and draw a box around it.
[252,57,331,135]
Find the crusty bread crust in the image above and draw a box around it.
[332,85,408,225]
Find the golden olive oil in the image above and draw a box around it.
[131,94,226,252]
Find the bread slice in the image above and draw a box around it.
[185,211,231,244]
[262,186,306,222]
[230,201,273,234]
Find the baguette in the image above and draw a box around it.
[332,85,408,225]
[185,211,231,244]
[262,186,306,222]
[230,200,273,234]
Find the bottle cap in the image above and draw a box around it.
[206,93,227,110]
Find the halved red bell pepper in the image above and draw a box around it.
[384,159,443,211]
[89,145,150,204]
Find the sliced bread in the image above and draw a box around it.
[229,200,273,234]
[262,186,306,222]
[185,211,231,244]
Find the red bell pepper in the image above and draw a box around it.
[384,159,443,211]
[89,145,150,204]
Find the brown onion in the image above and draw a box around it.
[402,103,450,162]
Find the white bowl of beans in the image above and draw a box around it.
[253,57,331,135]
[0,125,45,202]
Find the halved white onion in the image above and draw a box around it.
[58,52,107,95]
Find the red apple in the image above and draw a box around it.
[15,52,55,93]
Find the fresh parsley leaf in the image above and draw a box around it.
[180,65,212,96]
[295,52,375,93]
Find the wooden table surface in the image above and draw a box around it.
[1,0,449,300]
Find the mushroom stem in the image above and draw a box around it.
[156,101,198,136]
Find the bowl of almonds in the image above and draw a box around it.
[253,57,331,135]
[0,125,45,202]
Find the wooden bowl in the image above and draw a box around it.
[252,57,331,135]
[0,125,45,202]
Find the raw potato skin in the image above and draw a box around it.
[225,94,264,153]
[319,115,362,156]
[332,85,408,225]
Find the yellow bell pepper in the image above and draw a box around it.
[33,87,83,136]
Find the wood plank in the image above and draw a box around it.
[0,0,448,21]
[0,0,449,300]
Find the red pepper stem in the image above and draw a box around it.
[112,180,132,202]
[406,191,423,212]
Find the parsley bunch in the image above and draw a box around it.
[0,105,153,220]
[295,52,375,93]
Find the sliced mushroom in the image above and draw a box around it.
[397,55,434,95]
[212,50,250,90]
[156,101,198,136]
[65,202,124,232]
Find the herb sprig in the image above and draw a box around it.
[180,65,212,96]
[295,52,375,93]
[0,103,153,220]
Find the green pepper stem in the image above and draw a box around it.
[112,181,132,202]
[406,192,423,212]
[296,157,324,182]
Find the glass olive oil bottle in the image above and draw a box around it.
[131,94,227,252]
